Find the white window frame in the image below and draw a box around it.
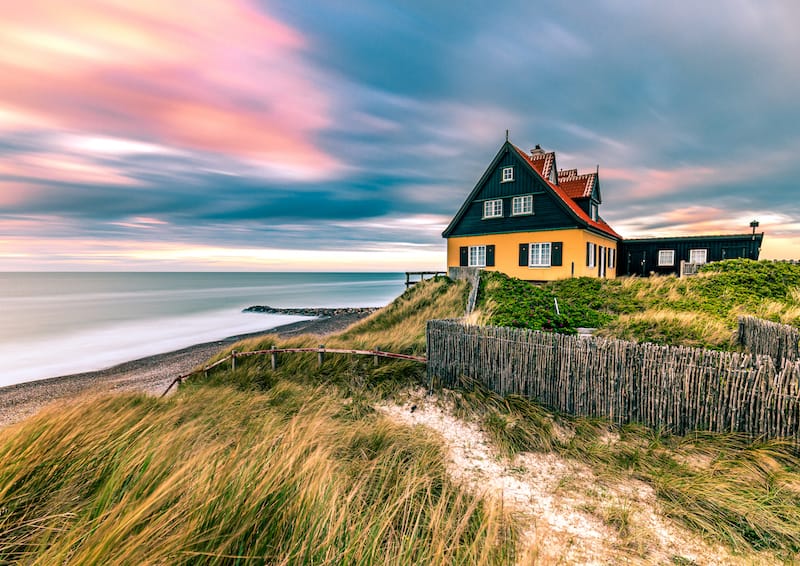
[689,249,707,264]
[608,248,616,269]
[658,249,675,266]
[590,202,598,221]
[587,242,596,268]
[501,166,514,183]
[468,245,486,267]
[511,195,533,216]
[483,199,503,219]
[529,242,551,267]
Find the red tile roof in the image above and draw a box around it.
[526,150,555,180]
[558,172,596,200]
[511,144,620,240]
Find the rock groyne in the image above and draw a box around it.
[243,305,379,317]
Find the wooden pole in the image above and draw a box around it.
[271,352,277,370]
[231,350,236,371]
[318,345,325,366]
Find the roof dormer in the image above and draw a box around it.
[528,145,558,185]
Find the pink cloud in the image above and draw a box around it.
[613,205,772,240]
[0,153,138,185]
[0,182,42,207]
[602,165,718,199]
[0,0,339,180]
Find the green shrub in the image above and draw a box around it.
[479,272,576,334]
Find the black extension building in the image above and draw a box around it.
[618,232,764,277]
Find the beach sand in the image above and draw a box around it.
[0,311,370,428]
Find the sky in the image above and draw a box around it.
[1,0,798,271]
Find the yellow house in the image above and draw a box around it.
[443,141,621,281]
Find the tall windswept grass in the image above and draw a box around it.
[0,384,514,564]
[333,275,469,354]
[595,309,735,349]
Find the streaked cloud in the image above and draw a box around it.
[0,0,340,180]
[0,0,798,269]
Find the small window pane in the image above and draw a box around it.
[689,249,707,264]
[512,195,533,215]
[658,250,675,266]
[501,167,514,182]
[469,245,486,267]
[529,242,551,267]
[483,199,503,218]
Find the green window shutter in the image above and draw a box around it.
[459,246,468,267]
[486,245,495,267]
[518,243,529,266]
[551,242,563,266]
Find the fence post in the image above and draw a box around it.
[271,351,277,370]
[318,345,325,366]
[231,350,236,371]
[374,350,379,366]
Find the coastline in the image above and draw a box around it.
[0,310,372,428]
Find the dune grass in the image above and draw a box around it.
[478,259,800,349]
[0,383,514,564]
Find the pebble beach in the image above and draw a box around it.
[0,311,372,428]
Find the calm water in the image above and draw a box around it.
[0,272,405,387]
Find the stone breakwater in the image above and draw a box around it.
[243,305,380,317]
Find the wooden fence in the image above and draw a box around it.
[738,316,800,363]
[426,320,800,442]
[162,347,426,397]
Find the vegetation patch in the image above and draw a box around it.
[595,310,735,350]
[478,260,800,349]
[477,272,579,333]
[0,385,515,564]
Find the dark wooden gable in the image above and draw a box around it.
[442,142,578,238]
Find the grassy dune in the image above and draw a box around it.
[0,385,513,564]
[1,276,507,565]
[2,269,800,562]
[479,259,800,349]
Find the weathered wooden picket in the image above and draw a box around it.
[738,315,800,363]
[426,320,800,442]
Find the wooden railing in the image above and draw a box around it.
[161,346,427,397]
[405,271,446,288]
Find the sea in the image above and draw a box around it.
[0,272,406,388]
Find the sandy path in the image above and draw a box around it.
[380,389,774,566]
